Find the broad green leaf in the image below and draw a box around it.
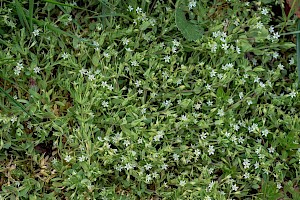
[175,1,203,41]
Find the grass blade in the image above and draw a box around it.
[29,0,34,31]
[0,87,38,123]
[14,0,30,32]
[43,0,99,14]
[297,19,300,84]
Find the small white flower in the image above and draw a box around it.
[261,8,268,15]
[161,163,168,170]
[208,145,215,155]
[88,74,95,81]
[128,5,133,12]
[289,90,297,98]
[289,58,295,65]
[256,21,264,29]
[10,116,17,123]
[131,60,139,66]
[145,174,152,182]
[78,155,86,162]
[277,183,282,190]
[32,29,40,36]
[262,129,269,137]
[194,103,201,110]
[102,101,109,108]
[217,109,225,117]
[221,43,229,51]
[232,184,238,191]
[122,38,129,45]
[244,172,250,179]
[278,63,284,70]
[64,155,72,162]
[181,115,188,121]
[273,52,279,59]
[79,68,87,75]
[173,39,180,47]
[144,163,152,170]
[135,80,141,87]
[173,153,179,161]
[254,161,260,169]
[179,180,186,186]
[243,159,250,169]
[207,100,213,106]
[269,25,274,33]
[188,0,196,10]
[228,98,234,104]
[164,55,170,63]
[239,92,244,99]
[62,52,69,59]
[268,146,275,154]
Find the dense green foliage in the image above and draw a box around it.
[1,0,300,199]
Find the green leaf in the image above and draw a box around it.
[175,1,203,41]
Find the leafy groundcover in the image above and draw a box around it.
[1,0,300,199]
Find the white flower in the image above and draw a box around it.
[243,159,250,169]
[289,58,294,65]
[135,80,141,87]
[200,132,207,140]
[244,172,250,179]
[136,7,142,13]
[278,63,284,70]
[239,92,244,99]
[145,174,152,182]
[188,0,196,10]
[14,69,20,76]
[122,37,129,45]
[62,52,69,59]
[236,46,241,54]
[234,20,239,26]
[161,163,168,170]
[194,103,201,110]
[256,21,264,29]
[221,43,229,51]
[64,155,72,162]
[208,145,215,155]
[144,163,152,170]
[179,180,186,186]
[88,74,95,81]
[289,90,297,98]
[173,39,180,47]
[207,100,213,106]
[123,140,130,146]
[277,183,282,189]
[163,100,172,107]
[10,116,17,123]
[228,98,234,104]
[268,146,275,154]
[164,55,170,63]
[273,52,279,59]
[194,149,201,157]
[232,184,238,191]
[102,101,109,108]
[261,8,268,15]
[269,25,274,33]
[247,100,253,105]
[181,114,188,121]
[128,5,133,12]
[131,60,139,66]
[33,67,41,74]
[32,29,40,36]
[79,68,87,75]
[262,129,269,137]
[210,70,217,77]
[173,153,179,161]
[254,161,259,169]
[78,155,86,162]
[217,109,225,117]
